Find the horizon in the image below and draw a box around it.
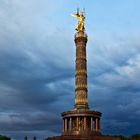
[0,0,140,140]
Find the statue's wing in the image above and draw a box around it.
[71,14,79,18]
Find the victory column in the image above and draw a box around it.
[46,10,120,140]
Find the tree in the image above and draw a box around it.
[130,134,140,140]
[114,135,128,140]
[0,135,10,140]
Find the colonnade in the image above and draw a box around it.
[63,116,100,132]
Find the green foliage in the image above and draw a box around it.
[113,134,140,140]
[129,134,140,140]
[0,135,10,140]
[114,135,129,140]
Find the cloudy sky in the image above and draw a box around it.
[0,0,140,140]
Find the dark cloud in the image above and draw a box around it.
[88,38,140,136]
[0,1,74,139]
[0,0,140,140]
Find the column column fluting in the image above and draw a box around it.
[74,31,89,110]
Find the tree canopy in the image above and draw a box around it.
[0,135,10,140]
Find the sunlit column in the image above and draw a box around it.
[76,117,79,130]
[95,118,98,131]
[84,117,86,130]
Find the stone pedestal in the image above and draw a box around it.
[46,134,120,140]
[61,110,101,136]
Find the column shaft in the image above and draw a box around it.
[70,117,72,131]
[91,117,93,130]
[63,119,65,132]
[65,118,67,132]
[98,119,100,131]
[84,117,86,130]
[74,32,88,109]
[76,117,79,130]
[95,118,98,131]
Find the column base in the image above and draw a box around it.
[61,110,102,136]
[46,135,120,140]
[45,110,120,140]
[62,130,101,136]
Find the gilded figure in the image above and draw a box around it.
[71,9,85,32]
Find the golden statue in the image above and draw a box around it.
[71,9,85,32]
